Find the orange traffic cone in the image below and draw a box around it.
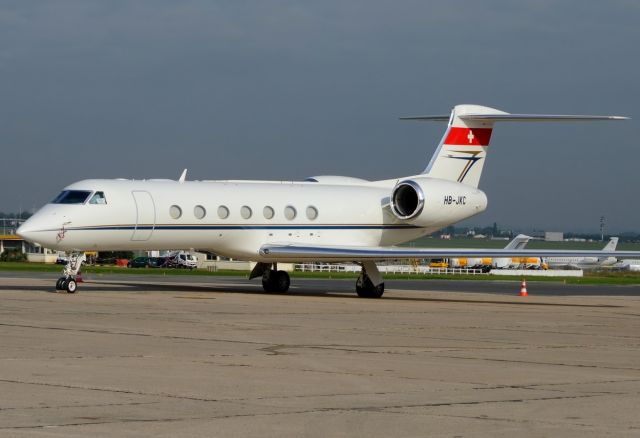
[76,271,84,283]
[519,279,528,297]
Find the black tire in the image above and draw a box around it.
[356,274,384,298]
[262,270,290,293]
[274,270,290,292]
[262,273,275,292]
[65,279,77,293]
[56,277,65,290]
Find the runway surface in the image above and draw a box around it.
[1,273,639,437]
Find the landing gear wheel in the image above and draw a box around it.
[274,270,290,292]
[56,277,66,290]
[65,279,77,293]
[261,270,290,293]
[261,274,273,292]
[356,273,384,298]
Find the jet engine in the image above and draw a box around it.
[390,180,425,219]
[389,177,487,227]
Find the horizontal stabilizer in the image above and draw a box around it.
[401,114,629,122]
[259,243,640,261]
[460,114,629,122]
[399,115,450,121]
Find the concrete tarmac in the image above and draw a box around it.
[0,274,639,437]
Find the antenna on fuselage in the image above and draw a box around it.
[178,169,188,183]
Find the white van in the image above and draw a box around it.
[165,252,198,269]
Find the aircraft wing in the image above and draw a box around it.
[259,244,640,261]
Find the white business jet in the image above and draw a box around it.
[18,104,636,296]
[545,237,620,270]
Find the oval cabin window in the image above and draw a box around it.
[170,205,182,219]
[263,206,275,219]
[306,206,318,220]
[217,205,229,219]
[194,205,206,219]
[241,206,252,219]
[284,206,297,220]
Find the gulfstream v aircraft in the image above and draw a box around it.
[18,104,636,297]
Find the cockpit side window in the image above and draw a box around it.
[51,190,92,204]
[89,191,107,205]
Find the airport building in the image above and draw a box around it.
[545,231,564,242]
[1,218,58,262]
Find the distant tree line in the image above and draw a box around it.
[433,224,640,243]
[434,223,513,239]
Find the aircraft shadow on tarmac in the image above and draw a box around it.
[0,280,624,308]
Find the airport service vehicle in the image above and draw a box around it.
[17,104,639,297]
[544,237,619,270]
[55,254,68,265]
[428,259,449,269]
[165,252,198,269]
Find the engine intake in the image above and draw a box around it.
[390,180,425,220]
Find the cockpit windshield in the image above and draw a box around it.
[51,190,93,204]
[89,191,107,205]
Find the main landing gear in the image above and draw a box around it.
[251,261,385,298]
[356,261,385,298]
[55,252,86,293]
[250,262,290,293]
[262,269,291,293]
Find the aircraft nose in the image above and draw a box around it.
[16,211,63,247]
[17,219,37,242]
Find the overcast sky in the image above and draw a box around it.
[1,0,638,232]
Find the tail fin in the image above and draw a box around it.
[401,105,628,188]
[504,234,532,250]
[598,237,619,264]
[602,237,619,251]
[415,104,503,188]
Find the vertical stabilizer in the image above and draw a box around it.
[504,234,532,250]
[602,237,619,251]
[422,105,506,188]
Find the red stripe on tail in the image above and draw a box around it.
[444,127,492,146]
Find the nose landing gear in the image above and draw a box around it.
[55,252,85,293]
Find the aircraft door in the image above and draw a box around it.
[131,191,156,241]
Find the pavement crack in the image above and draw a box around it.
[432,354,640,371]
[0,322,271,346]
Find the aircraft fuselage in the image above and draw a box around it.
[18,177,487,261]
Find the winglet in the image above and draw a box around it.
[178,169,188,183]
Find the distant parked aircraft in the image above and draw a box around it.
[545,237,619,270]
[447,234,532,270]
[491,235,540,269]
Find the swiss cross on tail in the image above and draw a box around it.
[444,127,493,146]
[400,104,627,189]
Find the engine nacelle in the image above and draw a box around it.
[389,177,487,227]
